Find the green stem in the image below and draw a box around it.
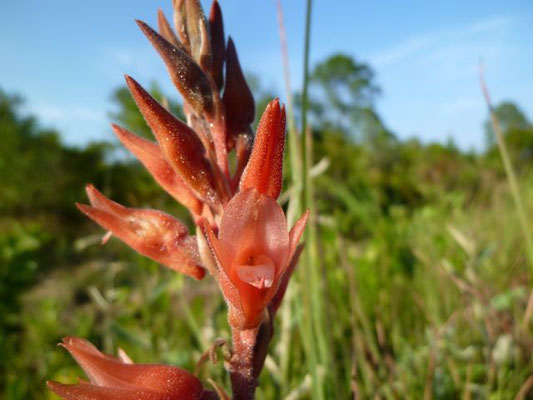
[480,69,533,270]
[299,1,328,399]
[300,0,312,179]
[480,66,533,328]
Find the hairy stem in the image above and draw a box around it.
[228,328,260,400]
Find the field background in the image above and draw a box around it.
[2,2,533,399]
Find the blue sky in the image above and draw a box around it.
[1,0,532,150]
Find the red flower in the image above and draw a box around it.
[47,337,213,400]
[199,189,308,329]
[198,100,309,329]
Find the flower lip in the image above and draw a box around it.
[234,254,275,289]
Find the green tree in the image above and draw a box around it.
[0,89,111,219]
[306,53,388,141]
[484,101,530,147]
[483,101,533,171]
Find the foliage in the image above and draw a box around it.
[484,101,531,147]
[299,53,389,142]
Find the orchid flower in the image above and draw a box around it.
[198,100,309,330]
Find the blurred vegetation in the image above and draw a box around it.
[1,52,533,399]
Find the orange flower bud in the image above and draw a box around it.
[157,8,183,50]
[47,337,209,400]
[78,185,205,280]
[136,20,214,119]
[240,99,286,200]
[183,0,212,72]
[112,124,203,218]
[208,0,225,90]
[222,37,255,143]
[125,75,220,210]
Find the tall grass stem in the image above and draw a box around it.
[479,64,533,325]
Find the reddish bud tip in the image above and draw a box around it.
[157,9,183,50]
[222,37,255,140]
[78,186,205,280]
[48,337,206,400]
[136,19,214,118]
[111,124,203,216]
[240,99,286,200]
[124,75,219,209]
[208,0,225,89]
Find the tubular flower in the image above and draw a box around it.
[199,189,309,329]
[47,337,214,400]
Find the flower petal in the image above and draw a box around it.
[219,189,289,270]
[222,37,254,144]
[216,189,289,328]
[79,185,205,280]
[157,9,183,50]
[197,219,244,327]
[234,255,275,290]
[48,337,205,400]
[239,99,285,199]
[136,20,214,119]
[47,381,158,400]
[270,244,304,316]
[208,0,225,90]
[125,75,220,209]
[112,124,203,217]
[285,209,309,275]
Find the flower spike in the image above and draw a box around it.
[240,99,286,200]
[78,185,205,280]
[60,1,309,398]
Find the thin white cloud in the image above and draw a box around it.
[369,15,515,70]
[466,15,514,34]
[110,48,136,68]
[439,96,483,115]
[30,104,106,124]
[102,47,165,83]
[370,36,432,68]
